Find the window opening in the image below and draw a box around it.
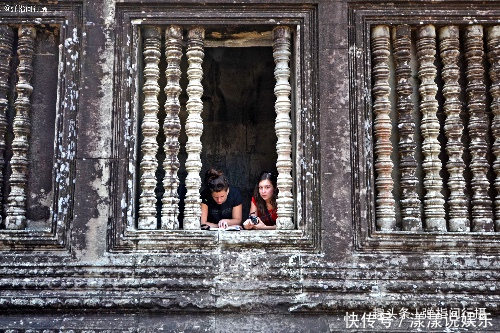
[136,25,294,230]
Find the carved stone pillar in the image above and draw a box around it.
[371,25,396,231]
[5,26,36,230]
[465,25,494,232]
[0,26,13,228]
[273,26,294,230]
[439,26,469,232]
[183,27,204,230]
[138,27,161,230]
[487,26,500,231]
[416,25,446,231]
[393,25,421,231]
[161,25,183,230]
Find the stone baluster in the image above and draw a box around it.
[393,25,421,231]
[487,26,500,231]
[465,25,494,232]
[161,25,183,230]
[439,26,469,232]
[183,27,204,230]
[138,27,161,229]
[272,26,294,230]
[371,25,396,231]
[5,26,36,230]
[416,25,446,231]
[0,26,13,227]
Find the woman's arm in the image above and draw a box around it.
[229,204,242,225]
[218,204,242,228]
[201,203,209,225]
[254,221,276,230]
[201,203,218,228]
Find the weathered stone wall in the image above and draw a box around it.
[0,0,500,332]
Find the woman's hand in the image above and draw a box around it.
[243,218,255,230]
[253,218,266,230]
[243,217,265,230]
[218,219,228,229]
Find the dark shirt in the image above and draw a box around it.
[201,186,243,224]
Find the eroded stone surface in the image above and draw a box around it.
[0,1,499,331]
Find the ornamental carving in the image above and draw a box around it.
[371,25,396,231]
[273,26,294,230]
[138,27,161,230]
[0,26,13,228]
[161,25,183,230]
[5,26,36,230]
[465,25,494,232]
[439,26,469,232]
[393,25,421,231]
[183,27,205,230]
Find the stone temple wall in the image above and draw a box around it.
[0,0,500,331]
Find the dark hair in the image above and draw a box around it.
[253,171,278,224]
[204,168,229,193]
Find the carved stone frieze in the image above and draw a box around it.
[416,25,446,231]
[273,26,294,230]
[183,27,205,230]
[161,25,183,230]
[5,26,36,230]
[138,27,161,230]
[465,25,494,232]
[488,26,500,232]
[393,25,421,231]
[0,26,13,228]
[371,25,396,231]
[439,26,469,232]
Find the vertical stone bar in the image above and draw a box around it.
[465,25,494,232]
[5,26,36,230]
[183,27,204,230]
[416,25,446,231]
[161,25,182,230]
[138,27,161,230]
[393,25,421,231]
[0,26,14,228]
[273,26,294,230]
[439,26,469,232]
[488,26,500,231]
[371,25,396,231]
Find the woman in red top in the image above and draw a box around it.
[243,171,278,230]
